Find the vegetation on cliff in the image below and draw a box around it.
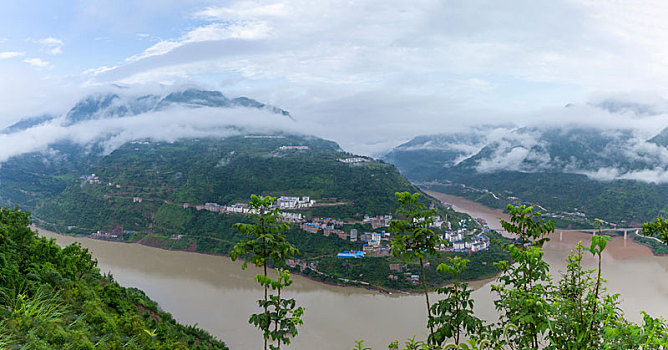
[0,207,227,349]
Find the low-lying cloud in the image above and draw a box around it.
[0,106,305,164]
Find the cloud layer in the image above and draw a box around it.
[2,1,668,160]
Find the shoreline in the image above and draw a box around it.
[34,224,500,295]
[422,188,659,258]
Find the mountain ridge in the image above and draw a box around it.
[383,125,668,224]
[2,88,292,133]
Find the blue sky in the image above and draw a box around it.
[1,0,668,153]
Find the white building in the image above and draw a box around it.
[276,196,315,209]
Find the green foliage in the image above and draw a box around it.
[492,205,554,349]
[353,340,373,350]
[500,204,554,247]
[233,196,302,350]
[252,269,304,350]
[642,217,668,244]
[389,192,443,262]
[428,257,482,346]
[389,192,445,342]
[230,195,297,269]
[0,207,227,349]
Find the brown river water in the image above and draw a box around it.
[38,192,668,349]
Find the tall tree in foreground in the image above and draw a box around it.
[428,257,482,346]
[254,269,304,350]
[231,195,301,350]
[492,204,554,349]
[389,192,443,341]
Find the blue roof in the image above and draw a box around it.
[337,251,365,258]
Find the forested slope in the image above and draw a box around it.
[0,207,227,349]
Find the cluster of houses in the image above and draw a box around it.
[301,221,348,239]
[276,196,315,209]
[337,157,369,163]
[285,259,319,271]
[90,230,120,241]
[187,196,314,221]
[363,215,393,229]
[278,145,309,150]
[439,218,491,252]
[388,263,423,283]
[79,174,101,184]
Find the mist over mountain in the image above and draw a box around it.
[386,122,668,184]
[383,121,668,224]
[0,87,301,164]
[650,127,668,147]
[3,88,291,133]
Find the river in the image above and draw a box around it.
[38,192,668,349]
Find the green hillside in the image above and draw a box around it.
[0,207,227,349]
[32,135,417,231]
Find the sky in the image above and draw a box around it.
[1,0,668,155]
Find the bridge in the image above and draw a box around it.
[555,227,640,240]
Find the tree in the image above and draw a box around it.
[231,195,300,350]
[491,204,554,349]
[428,257,482,346]
[389,192,444,341]
[253,269,304,350]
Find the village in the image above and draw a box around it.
[185,195,492,255]
[79,174,493,286]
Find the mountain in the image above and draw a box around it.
[384,125,668,225]
[3,88,292,132]
[0,114,55,134]
[650,127,668,146]
[63,89,292,125]
[27,135,418,231]
[0,87,418,234]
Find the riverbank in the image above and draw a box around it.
[35,225,505,295]
[422,188,668,259]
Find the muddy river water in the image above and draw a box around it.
[38,192,668,349]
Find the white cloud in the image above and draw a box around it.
[38,37,64,55]
[5,1,668,159]
[0,105,302,163]
[90,0,668,92]
[0,51,25,59]
[23,58,49,67]
[578,167,668,184]
[124,21,271,63]
[80,0,668,131]
[194,3,288,20]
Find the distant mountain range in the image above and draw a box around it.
[384,125,668,225]
[2,88,292,133]
[0,87,420,233]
